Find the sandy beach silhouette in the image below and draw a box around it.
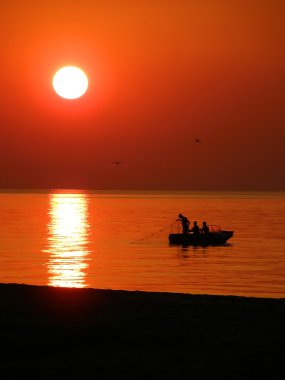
[0,283,284,378]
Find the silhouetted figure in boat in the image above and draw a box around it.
[191,221,201,235]
[177,214,190,234]
[201,221,209,235]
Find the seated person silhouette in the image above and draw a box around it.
[191,221,200,235]
[201,221,209,234]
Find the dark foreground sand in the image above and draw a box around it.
[0,284,284,379]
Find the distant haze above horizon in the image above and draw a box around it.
[2,1,285,191]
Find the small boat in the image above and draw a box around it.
[168,226,234,246]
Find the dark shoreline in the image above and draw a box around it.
[0,283,284,379]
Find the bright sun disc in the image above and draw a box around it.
[53,66,88,99]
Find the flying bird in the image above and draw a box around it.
[113,161,122,166]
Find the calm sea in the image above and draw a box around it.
[0,190,284,298]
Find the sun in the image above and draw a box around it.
[52,66,88,99]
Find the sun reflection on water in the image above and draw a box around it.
[45,193,91,288]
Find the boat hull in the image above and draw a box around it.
[168,231,233,246]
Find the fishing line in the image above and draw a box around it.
[129,221,180,244]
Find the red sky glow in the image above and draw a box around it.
[1,0,285,190]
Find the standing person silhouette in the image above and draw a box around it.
[177,214,190,234]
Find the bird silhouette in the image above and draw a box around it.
[113,161,122,166]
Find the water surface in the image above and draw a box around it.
[0,190,284,298]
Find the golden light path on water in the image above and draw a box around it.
[45,194,90,288]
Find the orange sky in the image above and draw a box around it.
[1,0,285,190]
